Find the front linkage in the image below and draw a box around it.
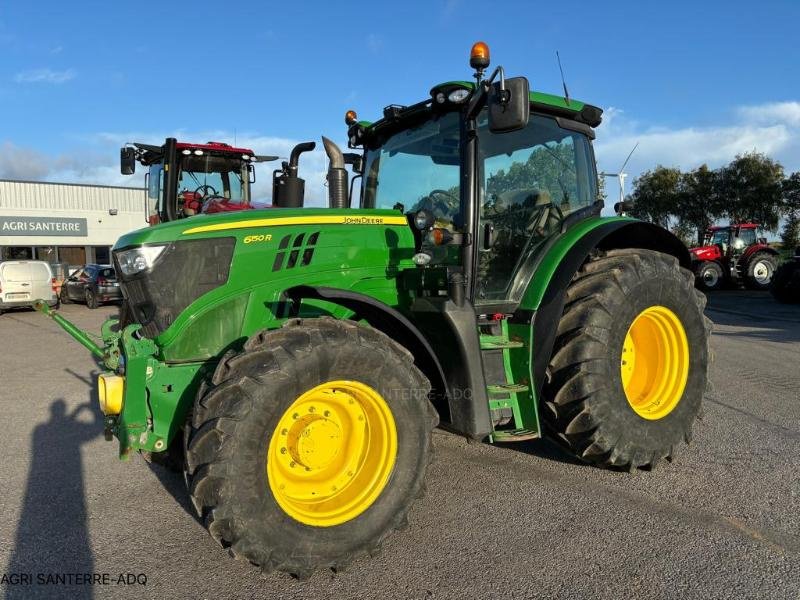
[34,301,204,459]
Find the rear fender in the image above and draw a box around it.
[521,219,690,400]
[740,244,778,263]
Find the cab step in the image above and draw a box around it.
[487,383,530,395]
[480,336,524,350]
[490,428,540,442]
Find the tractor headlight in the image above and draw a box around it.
[447,88,470,103]
[116,245,167,276]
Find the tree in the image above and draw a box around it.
[628,166,680,228]
[716,152,784,231]
[781,172,800,251]
[675,164,723,245]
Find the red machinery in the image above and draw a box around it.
[121,139,278,224]
[690,223,779,290]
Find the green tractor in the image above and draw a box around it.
[37,42,711,577]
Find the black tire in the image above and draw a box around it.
[184,317,436,577]
[85,288,98,309]
[59,286,71,304]
[770,261,800,303]
[695,261,724,291]
[541,248,712,470]
[744,252,777,290]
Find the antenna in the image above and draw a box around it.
[556,51,570,105]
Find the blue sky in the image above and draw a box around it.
[1,0,799,208]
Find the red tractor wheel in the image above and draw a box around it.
[696,261,724,291]
[744,252,777,290]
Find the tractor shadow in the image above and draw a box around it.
[493,436,587,467]
[4,371,103,600]
[144,461,197,522]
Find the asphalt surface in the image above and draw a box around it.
[0,292,798,599]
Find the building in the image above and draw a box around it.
[0,179,145,267]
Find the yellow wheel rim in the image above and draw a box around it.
[267,380,397,527]
[620,306,689,420]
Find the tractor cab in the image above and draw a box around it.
[120,139,278,224]
[698,223,761,256]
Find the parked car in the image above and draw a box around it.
[0,260,59,314]
[59,264,122,309]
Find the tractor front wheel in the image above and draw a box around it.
[696,261,724,291]
[744,252,777,290]
[542,249,711,470]
[184,317,436,577]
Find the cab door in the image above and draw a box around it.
[473,114,599,308]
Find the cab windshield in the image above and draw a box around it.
[146,153,250,220]
[704,229,730,246]
[361,111,461,225]
[178,154,249,209]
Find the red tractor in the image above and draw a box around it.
[120,138,284,224]
[690,223,779,290]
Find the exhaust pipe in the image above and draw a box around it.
[273,141,316,208]
[322,136,349,209]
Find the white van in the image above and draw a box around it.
[0,260,59,314]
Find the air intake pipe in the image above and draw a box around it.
[322,136,349,209]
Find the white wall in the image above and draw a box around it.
[0,180,146,247]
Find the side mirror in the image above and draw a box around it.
[120,147,136,175]
[488,76,530,133]
[248,163,256,184]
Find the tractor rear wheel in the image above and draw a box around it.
[184,317,436,577]
[696,261,724,291]
[542,249,711,470]
[744,252,777,290]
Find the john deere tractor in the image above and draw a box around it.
[37,43,711,577]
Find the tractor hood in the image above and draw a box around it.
[112,207,417,350]
[113,208,409,249]
[689,245,722,261]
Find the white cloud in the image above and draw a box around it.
[0,142,50,180]
[595,100,800,192]
[737,101,800,127]
[14,68,76,84]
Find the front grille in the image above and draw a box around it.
[116,238,235,338]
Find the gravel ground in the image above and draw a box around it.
[0,292,797,599]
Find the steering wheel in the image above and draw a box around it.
[527,201,565,236]
[193,184,219,198]
[428,189,459,205]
